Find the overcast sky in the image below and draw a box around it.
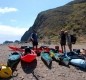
[0,0,73,43]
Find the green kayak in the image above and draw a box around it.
[41,52,52,66]
[49,50,62,61]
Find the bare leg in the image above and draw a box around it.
[63,45,66,52]
[32,43,35,50]
[36,45,38,50]
[61,45,63,53]
[70,44,72,52]
[68,44,72,52]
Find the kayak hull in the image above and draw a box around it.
[70,59,86,68]
[0,64,12,78]
[41,52,52,65]
[49,50,62,60]
[7,52,21,68]
[8,46,24,52]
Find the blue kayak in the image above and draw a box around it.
[8,52,21,60]
[7,52,21,68]
[41,52,52,66]
[65,51,85,60]
[70,59,86,68]
[49,50,62,60]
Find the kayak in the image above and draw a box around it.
[0,64,12,78]
[7,52,21,68]
[49,49,62,60]
[49,50,69,65]
[40,46,50,52]
[66,51,85,60]
[73,49,80,54]
[21,46,28,49]
[21,50,37,62]
[60,55,70,66]
[70,59,86,68]
[32,48,42,56]
[41,52,52,66]
[34,47,50,52]
[8,46,24,52]
[29,47,50,56]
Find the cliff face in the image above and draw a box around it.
[21,0,86,42]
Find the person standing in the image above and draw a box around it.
[30,29,38,50]
[60,30,66,53]
[65,31,72,52]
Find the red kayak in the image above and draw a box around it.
[8,46,50,56]
[32,47,50,56]
[8,46,25,52]
[21,50,37,62]
[33,47,50,53]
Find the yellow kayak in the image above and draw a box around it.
[0,64,12,78]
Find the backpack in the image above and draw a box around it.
[71,34,77,44]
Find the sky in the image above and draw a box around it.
[0,0,73,43]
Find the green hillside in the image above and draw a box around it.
[21,0,86,43]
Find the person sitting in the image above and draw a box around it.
[24,48,31,55]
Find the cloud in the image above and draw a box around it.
[0,7,18,14]
[0,25,28,36]
[0,25,28,43]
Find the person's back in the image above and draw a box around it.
[30,30,38,50]
[31,32,38,42]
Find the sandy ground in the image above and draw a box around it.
[0,43,86,80]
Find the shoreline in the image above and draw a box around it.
[0,43,86,80]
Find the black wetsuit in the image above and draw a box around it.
[31,33,38,46]
[60,33,66,46]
